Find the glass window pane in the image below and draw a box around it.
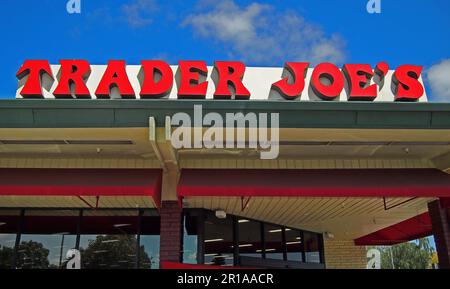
[140,210,160,269]
[285,229,303,262]
[304,231,321,263]
[19,210,78,269]
[204,213,233,266]
[183,213,198,264]
[140,235,159,269]
[79,210,139,269]
[0,210,20,269]
[264,224,284,260]
[238,218,262,258]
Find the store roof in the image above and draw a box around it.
[0,99,449,129]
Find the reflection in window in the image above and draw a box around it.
[285,230,303,262]
[80,234,140,269]
[19,210,77,269]
[0,209,161,269]
[204,214,233,266]
[304,231,321,263]
[79,210,141,269]
[238,219,262,258]
[264,224,284,260]
[183,213,198,264]
[140,235,159,269]
[140,211,160,269]
[0,210,20,269]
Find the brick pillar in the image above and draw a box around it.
[159,201,182,265]
[428,200,450,269]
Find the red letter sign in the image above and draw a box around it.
[177,61,208,99]
[95,60,135,98]
[16,60,54,98]
[310,63,344,100]
[374,62,389,80]
[342,64,377,101]
[392,65,424,101]
[53,60,91,98]
[213,61,250,99]
[140,60,174,98]
[271,62,309,100]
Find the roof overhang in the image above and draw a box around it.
[354,212,432,245]
[1,99,450,129]
[354,197,450,245]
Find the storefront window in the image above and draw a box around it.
[1,208,323,269]
[140,210,160,269]
[285,229,303,262]
[183,213,198,264]
[79,210,140,269]
[139,235,159,269]
[204,213,234,266]
[264,224,284,260]
[238,218,262,258]
[304,231,321,263]
[0,209,162,269]
[18,210,78,269]
[198,211,324,267]
[0,210,20,269]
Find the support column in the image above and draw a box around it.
[159,200,182,265]
[428,199,450,269]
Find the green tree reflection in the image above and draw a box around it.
[17,240,51,269]
[80,235,152,269]
[0,245,14,268]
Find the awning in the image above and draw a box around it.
[178,169,450,198]
[354,197,450,245]
[0,168,162,208]
[354,212,432,245]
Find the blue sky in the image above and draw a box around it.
[0,0,449,100]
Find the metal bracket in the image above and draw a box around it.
[241,196,251,211]
[77,196,100,209]
[383,196,418,211]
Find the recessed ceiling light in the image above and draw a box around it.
[204,238,224,243]
[113,223,131,228]
[238,244,253,248]
[268,228,282,233]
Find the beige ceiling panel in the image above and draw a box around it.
[184,196,435,240]
[0,195,156,209]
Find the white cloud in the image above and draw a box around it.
[182,0,346,65]
[427,59,450,102]
[122,0,157,28]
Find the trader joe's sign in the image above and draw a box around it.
[16,60,427,102]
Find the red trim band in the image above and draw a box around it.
[178,169,450,198]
